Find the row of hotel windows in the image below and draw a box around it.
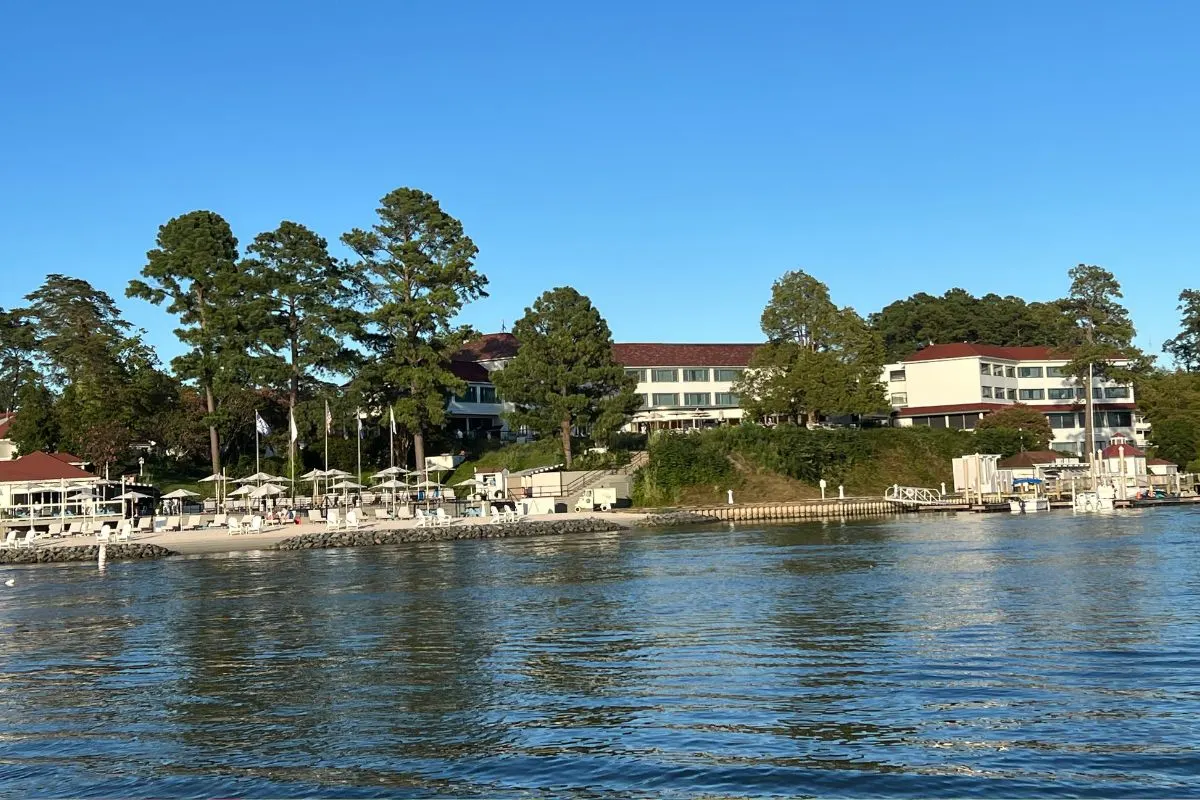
[640,392,739,408]
[983,386,1129,400]
[980,363,1071,378]
[626,368,745,383]
[907,410,1134,430]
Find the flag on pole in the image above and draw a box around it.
[289,408,298,443]
[324,400,332,434]
[255,411,270,436]
[357,410,364,439]
[389,406,396,435]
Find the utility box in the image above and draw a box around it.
[575,487,617,512]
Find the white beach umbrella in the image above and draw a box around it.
[115,491,152,500]
[372,466,407,479]
[235,471,281,484]
[412,480,443,489]
[250,484,284,498]
[161,489,200,499]
[197,473,229,483]
[329,480,364,491]
[454,477,484,487]
[227,485,255,496]
[375,478,407,490]
[324,468,353,478]
[299,468,327,480]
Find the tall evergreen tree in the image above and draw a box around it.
[1163,289,1200,372]
[737,270,886,425]
[493,287,638,467]
[342,188,487,471]
[7,381,60,455]
[0,308,37,413]
[128,210,249,475]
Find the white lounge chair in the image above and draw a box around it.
[308,510,324,524]
[183,515,203,530]
[414,509,430,528]
[374,508,392,522]
[164,516,182,532]
[95,525,113,543]
[346,509,363,530]
[1,530,19,548]
[208,513,228,529]
[115,522,133,542]
[66,522,83,537]
[325,508,343,530]
[47,523,63,538]
[16,530,39,549]
[434,508,457,527]
[136,517,153,534]
[247,515,264,533]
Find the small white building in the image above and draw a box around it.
[1148,458,1179,476]
[882,343,1146,456]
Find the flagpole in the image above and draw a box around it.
[324,399,330,499]
[356,411,362,488]
[255,409,260,476]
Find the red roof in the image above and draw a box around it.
[47,452,85,465]
[612,343,761,368]
[449,360,491,383]
[454,333,520,362]
[1101,441,1145,458]
[0,413,14,439]
[903,343,1073,363]
[0,451,95,482]
[1148,458,1176,466]
[897,401,1135,417]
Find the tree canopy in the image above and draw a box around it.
[343,188,487,471]
[1163,289,1200,372]
[737,270,886,425]
[974,404,1053,454]
[492,287,638,467]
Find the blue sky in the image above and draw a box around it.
[1,1,1196,364]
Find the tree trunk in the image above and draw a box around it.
[289,327,299,469]
[413,429,425,475]
[561,417,573,468]
[204,383,221,476]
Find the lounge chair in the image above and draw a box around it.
[47,523,63,538]
[183,515,203,530]
[489,506,505,524]
[308,510,324,524]
[208,513,228,529]
[346,509,363,530]
[1,530,19,548]
[115,522,133,542]
[325,508,343,531]
[16,530,39,549]
[136,517,153,534]
[66,522,83,536]
[414,509,430,528]
[374,508,392,522]
[434,508,457,527]
[247,515,264,533]
[164,516,182,532]
[95,525,113,543]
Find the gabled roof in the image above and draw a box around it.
[0,451,96,483]
[903,344,1073,362]
[998,450,1073,469]
[454,333,520,362]
[1101,440,1145,458]
[47,452,85,466]
[1148,457,1176,466]
[0,412,14,439]
[612,343,761,368]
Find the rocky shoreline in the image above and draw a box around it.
[636,511,724,527]
[274,517,630,550]
[0,543,178,564]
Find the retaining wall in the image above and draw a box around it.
[0,543,177,564]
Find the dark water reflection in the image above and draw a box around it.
[2,511,1200,797]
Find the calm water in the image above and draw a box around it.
[2,510,1200,798]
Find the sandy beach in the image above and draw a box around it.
[37,510,654,555]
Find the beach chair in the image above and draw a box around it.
[226,517,243,535]
[308,510,323,524]
[66,522,82,537]
[115,521,133,542]
[16,530,39,549]
[325,508,343,531]
[1,530,18,548]
[135,517,153,535]
[489,506,504,524]
[164,516,182,532]
[95,524,113,543]
[434,508,456,527]
[47,523,63,538]
[345,509,363,530]
[183,515,203,530]
[247,515,264,533]
[374,508,392,522]
[80,521,93,536]
[208,513,227,529]
[414,509,430,528]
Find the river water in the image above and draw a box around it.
[1,510,1199,797]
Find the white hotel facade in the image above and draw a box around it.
[882,343,1148,455]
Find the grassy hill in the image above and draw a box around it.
[634,426,979,506]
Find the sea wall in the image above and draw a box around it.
[0,543,177,564]
[274,518,629,550]
[686,499,895,522]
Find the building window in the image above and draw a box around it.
[949,414,968,430]
[929,415,947,429]
[891,392,908,406]
[478,385,497,403]
[1007,389,1017,400]
[652,369,678,383]
[625,369,646,382]
[636,394,648,408]
[1005,366,1015,378]
[889,370,906,382]
[1104,386,1130,399]
[982,386,993,398]
[1018,366,1043,378]
[715,392,739,406]
[714,368,743,382]
[1046,366,1067,377]
[1019,389,1045,401]
[1095,410,1133,428]
[1048,412,1076,429]
[652,393,678,407]
[993,364,1005,376]
[1048,388,1074,400]
[683,392,711,406]
[682,368,709,382]
[964,414,979,430]
[455,386,478,403]
[1093,387,1104,399]
[980,362,991,375]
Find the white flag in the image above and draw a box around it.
[389,406,396,435]
[289,408,298,444]
[255,411,270,436]
[324,400,332,435]
[357,410,363,439]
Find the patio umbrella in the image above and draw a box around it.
[115,491,152,500]
[235,471,282,484]
[198,474,229,483]
[372,466,407,479]
[375,478,407,490]
[299,468,327,480]
[227,485,255,496]
[328,480,364,491]
[250,484,284,498]
[324,469,353,478]
[161,489,200,499]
